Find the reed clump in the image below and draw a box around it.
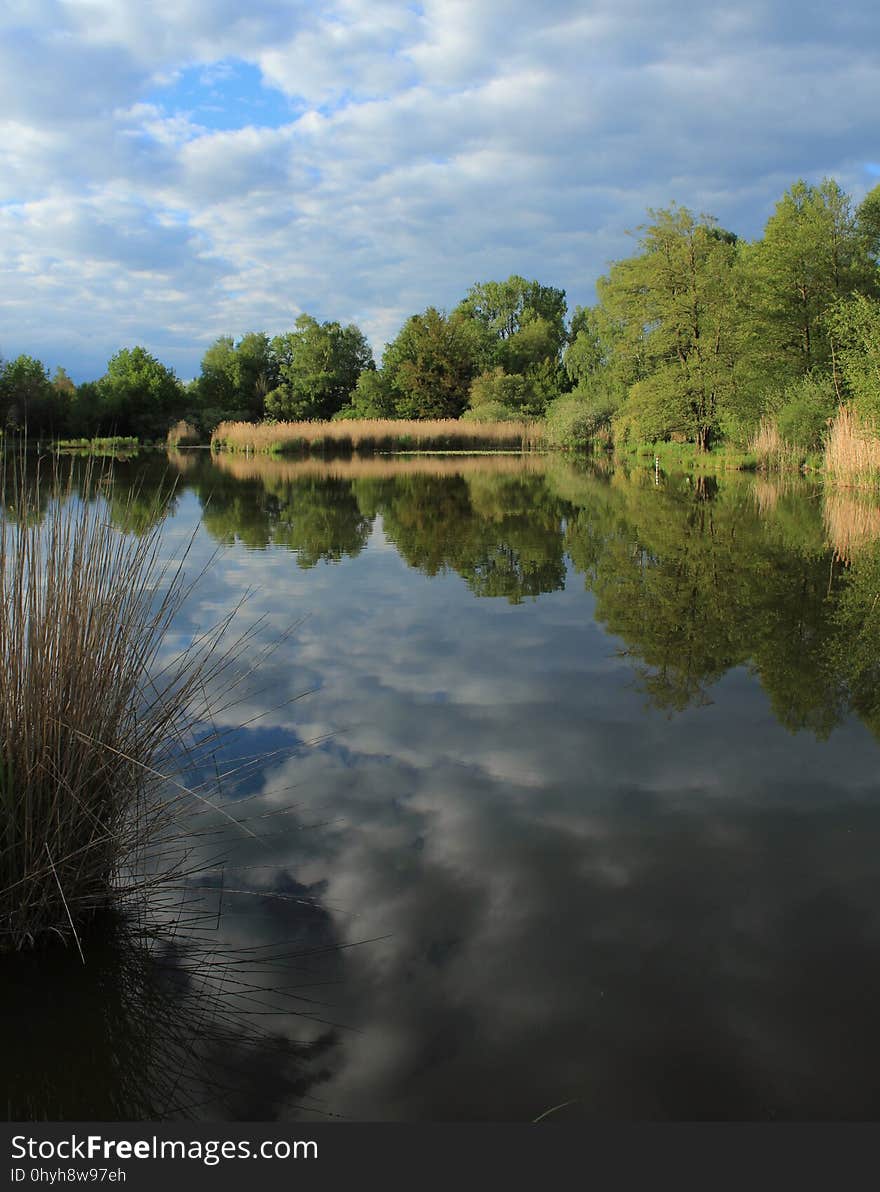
[824,407,880,486]
[166,420,201,449]
[749,417,803,471]
[0,460,234,952]
[211,418,541,455]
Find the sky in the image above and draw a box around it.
[1,0,878,382]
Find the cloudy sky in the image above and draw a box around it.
[2,0,878,381]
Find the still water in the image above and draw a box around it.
[6,450,880,1120]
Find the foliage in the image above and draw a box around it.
[196,332,276,426]
[598,206,743,450]
[827,294,880,418]
[382,307,481,419]
[266,315,372,421]
[335,368,396,420]
[97,347,183,441]
[775,373,837,450]
[746,179,874,381]
[0,356,58,433]
[544,394,614,449]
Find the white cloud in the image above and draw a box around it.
[2,0,878,378]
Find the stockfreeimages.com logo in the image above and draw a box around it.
[11,1135,317,1167]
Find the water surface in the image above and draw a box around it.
[5,451,880,1120]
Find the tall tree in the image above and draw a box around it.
[197,332,276,425]
[749,179,873,381]
[0,355,58,434]
[97,347,183,440]
[597,206,743,449]
[266,315,372,421]
[382,307,480,419]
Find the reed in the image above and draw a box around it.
[824,407,880,486]
[166,420,201,449]
[211,418,541,455]
[0,458,242,952]
[749,418,802,471]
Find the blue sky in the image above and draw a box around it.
[0,0,878,381]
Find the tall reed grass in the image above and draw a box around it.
[0,459,242,952]
[824,407,880,486]
[166,420,201,449]
[211,418,541,455]
[749,418,803,471]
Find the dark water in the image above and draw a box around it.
[6,450,880,1120]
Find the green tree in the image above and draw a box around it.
[266,315,372,421]
[598,206,743,449]
[197,332,276,427]
[97,347,183,440]
[856,182,880,270]
[382,308,480,419]
[0,355,58,434]
[336,368,396,419]
[456,276,568,415]
[827,294,880,417]
[457,275,567,361]
[749,179,873,381]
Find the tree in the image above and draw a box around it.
[827,294,880,417]
[857,182,880,271]
[336,368,396,419]
[382,308,480,419]
[97,347,183,440]
[457,275,567,357]
[455,275,568,415]
[266,315,372,421]
[749,179,873,381]
[597,206,743,449]
[0,355,58,434]
[197,332,276,426]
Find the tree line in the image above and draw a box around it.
[2,176,878,447]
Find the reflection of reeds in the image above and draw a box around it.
[211,451,548,485]
[823,488,880,562]
[753,475,782,517]
[212,418,541,455]
[165,447,200,474]
[2,911,337,1119]
[824,407,880,485]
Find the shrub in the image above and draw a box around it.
[544,394,614,450]
[775,373,837,450]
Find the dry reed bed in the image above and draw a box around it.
[206,450,549,485]
[824,407,880,485]
[212,418,541,455]
[749,418,803,472]
[0,460,249,952]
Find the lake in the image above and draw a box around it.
[5,449,880,1120]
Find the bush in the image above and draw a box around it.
[544,394,614,450]
[460,401,520,423]
[775,373,837,450]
